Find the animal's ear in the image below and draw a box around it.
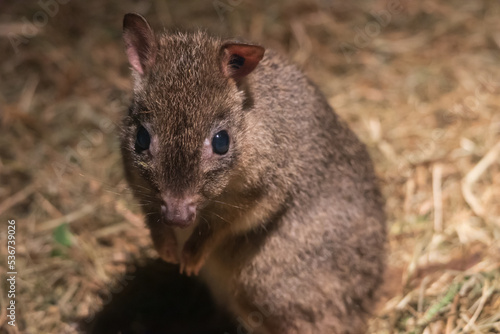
[220,42,265,81]
[123,13,156,75]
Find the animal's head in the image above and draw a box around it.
[120,13,265,228]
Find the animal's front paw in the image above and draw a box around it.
[158,250,180,264]
[158,243,180,264]
[179,245,207,276]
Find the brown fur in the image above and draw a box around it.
[121,13,386,334]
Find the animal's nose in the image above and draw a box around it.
[160,196,197,228]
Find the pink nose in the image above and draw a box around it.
[160,196,197,228]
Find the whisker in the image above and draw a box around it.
[209,199,245,210]
[204,210,231,225]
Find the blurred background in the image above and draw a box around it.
[0,0,499,333]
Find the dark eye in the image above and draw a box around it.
[135,126,150,151]
[212,130,230,155]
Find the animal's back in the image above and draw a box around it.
[203,49,386,334]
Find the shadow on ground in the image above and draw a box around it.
[82,259,237,334]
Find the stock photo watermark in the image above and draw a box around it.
[213,0,244,22]
[339,0,406,63]
[8,0,72,53]
[84,273,135,323]
[226,303,276,334]
[51,108,117,184]
[447,73,500,122]
[6,219,17,327]
[401,73,500,168]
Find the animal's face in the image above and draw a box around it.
[121,14,264,227]
[121,65,243,226]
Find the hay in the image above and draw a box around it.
[0,0,499,332]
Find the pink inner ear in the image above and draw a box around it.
[126,46,144,75]
[123,13,155,76]
[222,43,265,80]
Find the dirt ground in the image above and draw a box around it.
[0,0,499,333]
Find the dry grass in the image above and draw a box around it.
[0,0,499,333]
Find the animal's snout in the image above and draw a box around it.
[160,196,197,228]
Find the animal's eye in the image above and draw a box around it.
[135,126,150,151]
[212,130,230,155]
